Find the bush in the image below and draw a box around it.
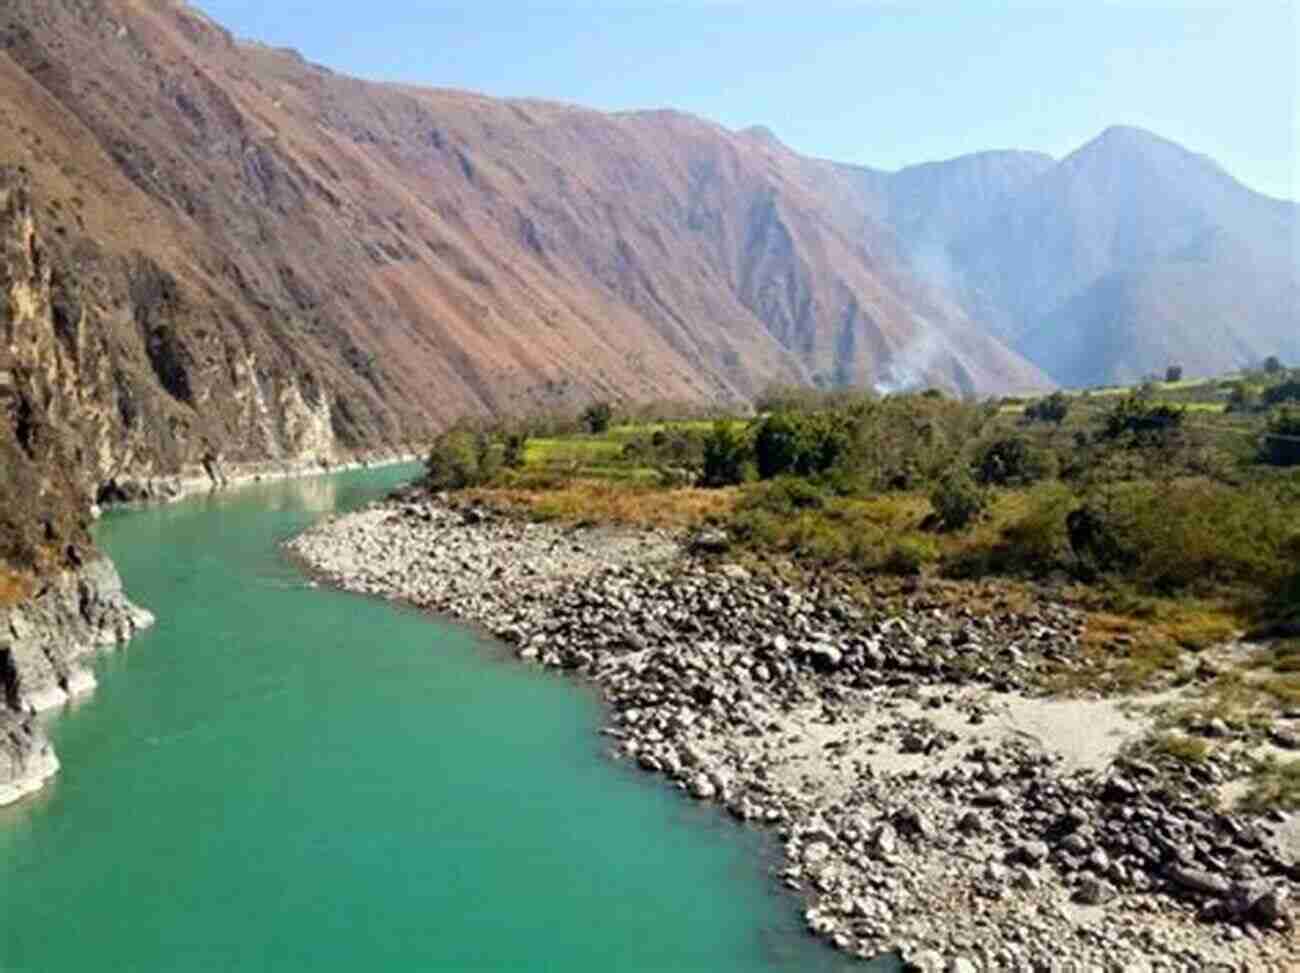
[973,435,1057,487]
[1076,480,1297,593]
[928,469,987,531]
[502,431,528,469]
[881,537,938,576]
[1165,365,1184,383]
[1264,355,1284,374]
[1100,395,1185,444]
[700,420,750,487]
[425,426,499,490]
[1262,380,1300,408]
[582,401,613,434]
[752,411,848,480]
[1225,383,1258,413]
[1261,408,1300,467]
[1002,484,1074,563]
[1024,391,1070,425]
[738,477,828,515]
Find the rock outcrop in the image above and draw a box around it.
[0,557,153,805]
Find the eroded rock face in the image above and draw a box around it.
[1,164,418,574]
[0,557,154,805]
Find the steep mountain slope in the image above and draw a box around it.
[0,0,1048,581]
[867,126,1298,385]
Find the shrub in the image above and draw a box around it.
[1263,355,1284,374]
[1165,365,1184,383]
[738,477,828,515]
[973,435,1057,487]
[1260,408,1300,467]
[1024,391,1070,425]
[1085,480,1296,593]
[752,411,848,480]
[1225,383,1258,413]
[928,469,987,531]
[502,431,528,469]
[1100,395,1185,444]
[700,420,750,487]
[425,427,498,490]
[582,401,613,434]
[880,537,937,576]
[1001,483,1074,566]
[1262,380,1300,408]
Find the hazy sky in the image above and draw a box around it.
[193,1,1298,200]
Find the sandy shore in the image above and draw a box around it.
[288,493,1297,972]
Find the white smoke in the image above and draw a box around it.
[872,315,951,395]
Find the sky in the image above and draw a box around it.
[193,1,1299,200]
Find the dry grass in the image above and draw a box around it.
[0,565,34,608]
[1047,598,1247,696]
[471,480,739,529]
[1150,732,1211,763]
[1242,758,1300,811]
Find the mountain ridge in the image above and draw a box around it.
[1,0,1296,590]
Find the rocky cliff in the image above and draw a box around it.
[0,0,1052,604]
[1,556,153,805]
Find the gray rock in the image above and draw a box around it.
[1247,884,1289,924]
[1011,840,1050,866]
[975,786,1013,808]
[806,642,843,673]
[1074,875,1114,905]
[871,824,899,857]
[1168,865,1230,897]
[688,529,730,555]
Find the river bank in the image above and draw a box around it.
[289,492,1297,972]
[92,448,421,511]
[0,449,418,809]
[0,557,154,806]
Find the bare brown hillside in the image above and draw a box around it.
[0,0,1052,580]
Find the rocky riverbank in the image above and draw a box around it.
[93,449,421,511]
[288,494,1297,972]
[0,557,154,806]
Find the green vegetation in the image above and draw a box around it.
[581,400,614,435]
[424,369,1300,698]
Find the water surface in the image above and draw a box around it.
[0,466,883,972]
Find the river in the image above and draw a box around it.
[0,465,885,972]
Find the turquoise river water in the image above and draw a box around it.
[0,465,890,972]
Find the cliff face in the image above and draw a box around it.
[0,166,402,580]
[0,556,154,805]
[0,0,1055,585]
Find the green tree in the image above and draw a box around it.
[752,412,848,480]
[929,469,988,531]
[973,435,1056,487]
[425,429,482,490]
[1100,395,1185,445]
[1260,408,1300,467]
[700,421,750,487]
[582,401,613,434]
[1262,380,1300,408]
[502,430,528,469]
[1263,355,1284,374]
[1165,365,1184,383]
[1024,391,1070,425]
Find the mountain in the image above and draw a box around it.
[0,0,1053,582]
[855,126,1298,386]
[2,0,1296,591]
